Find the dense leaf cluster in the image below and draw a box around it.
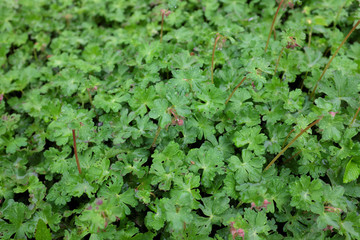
[1,0,360,239]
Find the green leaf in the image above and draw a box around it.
[343,158,360,183]
[232,126,267,155]
[35,219,52,240]
[187,146,225,188]
[227,150,265,184]
[289,176,323,211]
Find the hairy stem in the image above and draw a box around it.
[72,129,82,175]
[211,34,221,84]
[225,76,247,105]
[274,47,285,75]
[350,105,360,126]
[264,116,323,171]
[310,19,360,99]
[265,0,284,53]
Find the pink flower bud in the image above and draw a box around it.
[329,111,338,117]
[165,10,171,17]
[96,199,103,205]
[177,118,184,126]
[251,82,256,90]
[323,225,334,232]
[237,228,245,238]
[93,86,98,91]
[250,202,256,209]
[262,199,271,209]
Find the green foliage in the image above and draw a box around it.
[35,219,52,240]
[0,0,360,239]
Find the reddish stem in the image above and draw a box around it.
[310,19,360,99]
[225,76,247,105]
[72,129,82,174]
[211,34,221,84]
[282,128,295,148]
[350,105,360,126]
[283,150,301,165]
[151,126,162,148]
[274,47,285,75]
[265,0,284,52]
[160,13,165,43]
[264,116,323,171]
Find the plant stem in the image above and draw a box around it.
[87,88,94,108]
[282,128,295,148]
[225,76,247,105]
[350,105,360,126]
[33,48,38,60]
[310,19,360,99]
[264,116,323,171]
[211,34,221,84]
[300,71,308,90]
[151,126,161,148]
[160,12,165,43]
[333,1,347,31]
[283,150,301,165]
[265,0,284,53]
[308,27,313,48]
[72,129,82,175]
[273,28,277,40]
[274,47,285,75]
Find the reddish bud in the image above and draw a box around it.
[237,228,245,238]
[165,10,171,17]
[286,36,300,49]
[96,199,103,205]
[161,9,171,17]
[251,82,256,90]
[323,225,334,232]
[262,199,271,209]
[177,118,184,126]
[230,221,245,240]
[329,111,338,117]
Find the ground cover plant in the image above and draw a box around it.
[1,0,360,239]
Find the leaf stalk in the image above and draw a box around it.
[264,116,323,171]
[211,34,222,84]
[265,0,284,53]
[72,129,82,175]
[310,19,360,99]
[225,76,247,105]
[350,105,360,126]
